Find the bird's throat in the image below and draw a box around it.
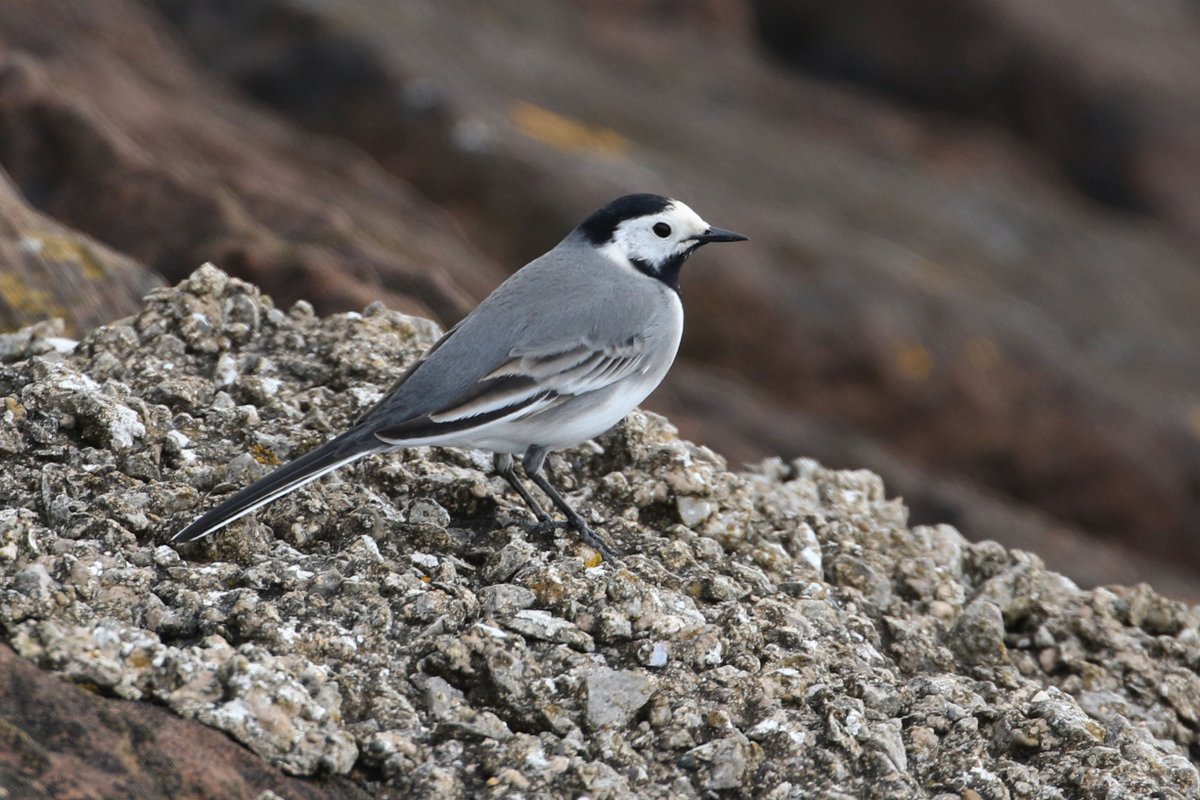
[629,249,692,294]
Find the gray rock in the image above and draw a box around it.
[422,675,512,742]
[504,609,594,652]
[584,667,655,730]
[675,495,714,528]
[679,736,757,792]
[478,583,536,617]
[950,596,1009,668]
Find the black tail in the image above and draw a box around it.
[172,427,385,544]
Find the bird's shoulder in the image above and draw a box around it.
[491,236,678,352]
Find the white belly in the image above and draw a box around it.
[464,370,664,453]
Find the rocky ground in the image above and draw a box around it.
[0,0,1199,596]
[1,266,1198,798]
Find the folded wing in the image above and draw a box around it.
[373,337,647,444]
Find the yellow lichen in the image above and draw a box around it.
[509,102,630,158]
[0,272,61,319]
[895,341,934,382]
[250,443,283,466]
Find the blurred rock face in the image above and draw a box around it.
[750,0,1148,211]
[0,0,1199,599]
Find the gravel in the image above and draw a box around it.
[1,264,1197,798]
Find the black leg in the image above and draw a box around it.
[493,453,553,523]
[522,447,619,562]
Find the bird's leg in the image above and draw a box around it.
[522,447,619,562]
[492,452,566,530]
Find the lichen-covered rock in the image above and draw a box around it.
[1,265,1198,798]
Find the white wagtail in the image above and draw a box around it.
[172,194,747,559]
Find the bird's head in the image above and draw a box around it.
[577,194,747,291]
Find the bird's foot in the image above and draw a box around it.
[516,516,620,563]
[520,518,571,536]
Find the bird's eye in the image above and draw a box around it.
[652,222,671,238]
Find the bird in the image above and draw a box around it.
[171,193,747,559]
